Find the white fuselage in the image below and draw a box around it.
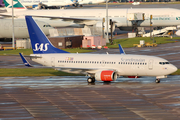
[78,0,106,5]
[19,0,74,6]
[31,53,177,77]
[4,8,180,29]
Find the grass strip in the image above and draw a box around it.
[0,48,95,56]
[170,69,180,75]
[107,37,180,48]
[0,68,83,77]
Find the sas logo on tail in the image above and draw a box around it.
[33,43,49,51]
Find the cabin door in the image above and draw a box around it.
[148,59,153,70]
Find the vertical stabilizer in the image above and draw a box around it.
[3,0,26,9]
[25,16,69,54]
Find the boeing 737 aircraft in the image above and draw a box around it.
[20,16,177,83]
[2,0,180,32]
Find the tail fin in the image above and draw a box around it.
[19,53,32,67]
[0,0,5,7]
[25,16,69,54]
[3,0,26,9]
[118,44,125,54]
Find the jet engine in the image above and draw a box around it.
[95,70,117,81]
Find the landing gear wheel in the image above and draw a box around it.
[155,79,160,83]
[87,77,95,83]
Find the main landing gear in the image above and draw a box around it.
[155,79,160,83]
[87,77,95,83]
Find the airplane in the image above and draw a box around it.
[73,0,107,7]
[0,18,53,38]
[19,0,74,9]
[20,15,178,84]
[2,0,180,33]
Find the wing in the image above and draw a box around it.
[29,15,101,25]
[57,67,120,75]
[118,44,126,54]
[0,13,16,18]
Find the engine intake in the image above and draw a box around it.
[95,70,117,81]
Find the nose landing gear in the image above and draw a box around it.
[155,79,160,83]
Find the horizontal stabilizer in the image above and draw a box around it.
[19,53,32,67]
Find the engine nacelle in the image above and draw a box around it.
[95,70,117,81]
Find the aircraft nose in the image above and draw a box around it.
[170,65,178,73]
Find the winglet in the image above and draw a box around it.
[25,16,69,54]
[19,53,32,67]
[118,44,125,54]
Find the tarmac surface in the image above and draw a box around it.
[1,41,180,119]
[1,3,180,120]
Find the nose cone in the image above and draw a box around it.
[170,65,178,74]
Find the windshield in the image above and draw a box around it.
[159,62,170,65]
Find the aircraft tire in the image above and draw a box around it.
[155,79,160,83]
[87,77,95,83]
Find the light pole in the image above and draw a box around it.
[106,0,109,43]
[150,15,152,41]
[12,0,15,48]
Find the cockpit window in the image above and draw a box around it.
[159,62,170,65]
[43,25,51,27]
